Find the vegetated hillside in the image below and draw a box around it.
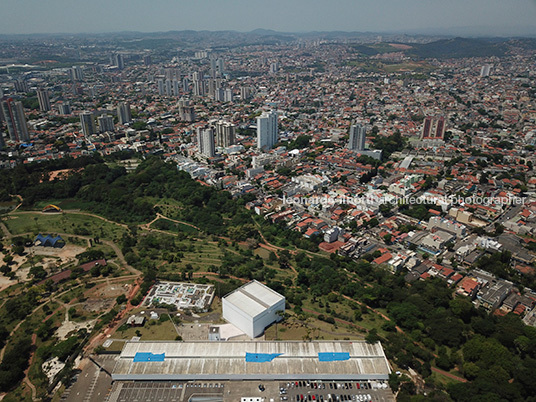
[409,37,507,59]
[0,155,253,234]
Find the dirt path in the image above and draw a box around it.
[0,222,11,238]
[144,213,202,232]
[84,278,141,354]
[192,271,248,283]
[23,333,39,401]
[431,367,467,382]
[101,239,141,276]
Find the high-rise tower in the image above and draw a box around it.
[1,98,29,142]
[348,123,366,151]
[257,110,278,151]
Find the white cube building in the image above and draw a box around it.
[222,280,285,339]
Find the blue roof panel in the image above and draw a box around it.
[318,352,350,362]
[133,352,165,362]
[245,352,283,363]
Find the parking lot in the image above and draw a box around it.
[107,381,225,402]
[278,381,393,402]
[106,380,393,402]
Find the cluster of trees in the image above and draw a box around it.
[372,131,405,159]
[0,337,32,392]
[258,219,321,252]
[270,250,536,401]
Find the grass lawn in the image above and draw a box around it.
[5,211,127,241]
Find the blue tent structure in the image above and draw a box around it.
[34,234,66,248]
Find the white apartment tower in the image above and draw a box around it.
[197,126,215,157]
[257,110,278,151]
[348,122,366,151]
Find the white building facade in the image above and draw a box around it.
[222,280,285,338]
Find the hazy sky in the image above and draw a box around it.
[2,0,536,36]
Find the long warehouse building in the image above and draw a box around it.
[112,340,391,381]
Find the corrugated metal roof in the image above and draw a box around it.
[112,341,391,381]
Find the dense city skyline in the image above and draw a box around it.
[1,0,536,36]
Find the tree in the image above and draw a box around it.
[29,265,46,280]
[365,328,380,344]
[116,294,127,305]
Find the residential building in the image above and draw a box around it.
[117,102,132,125]
[37,88,51,112]
[197,126,215,157]
[98,115,115,133]
[348,122,366,151]
[1,98,29,142]
[215,121,236,148]
[257,110,278,151]
[80,111,96,137]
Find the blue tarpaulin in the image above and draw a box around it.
[133,352,165,362]
[318,352,350,362]
[245,352,283,362]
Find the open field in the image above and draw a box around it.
[4,211,127,240]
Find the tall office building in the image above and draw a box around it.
[197,126,215,157]
[143,55,152,66]
[98,115,115,133]
[348,123,366,151]
[37,89,51,112]
[80,111,96,137]
[269,62,279,74]
[421,116,445,140]
[257,110,278,151]
[215,121,236,148]
[1,98,30,142]
[117,102,132,125]
[0,131,4,150]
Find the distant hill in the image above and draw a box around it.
[409,37,507,58]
